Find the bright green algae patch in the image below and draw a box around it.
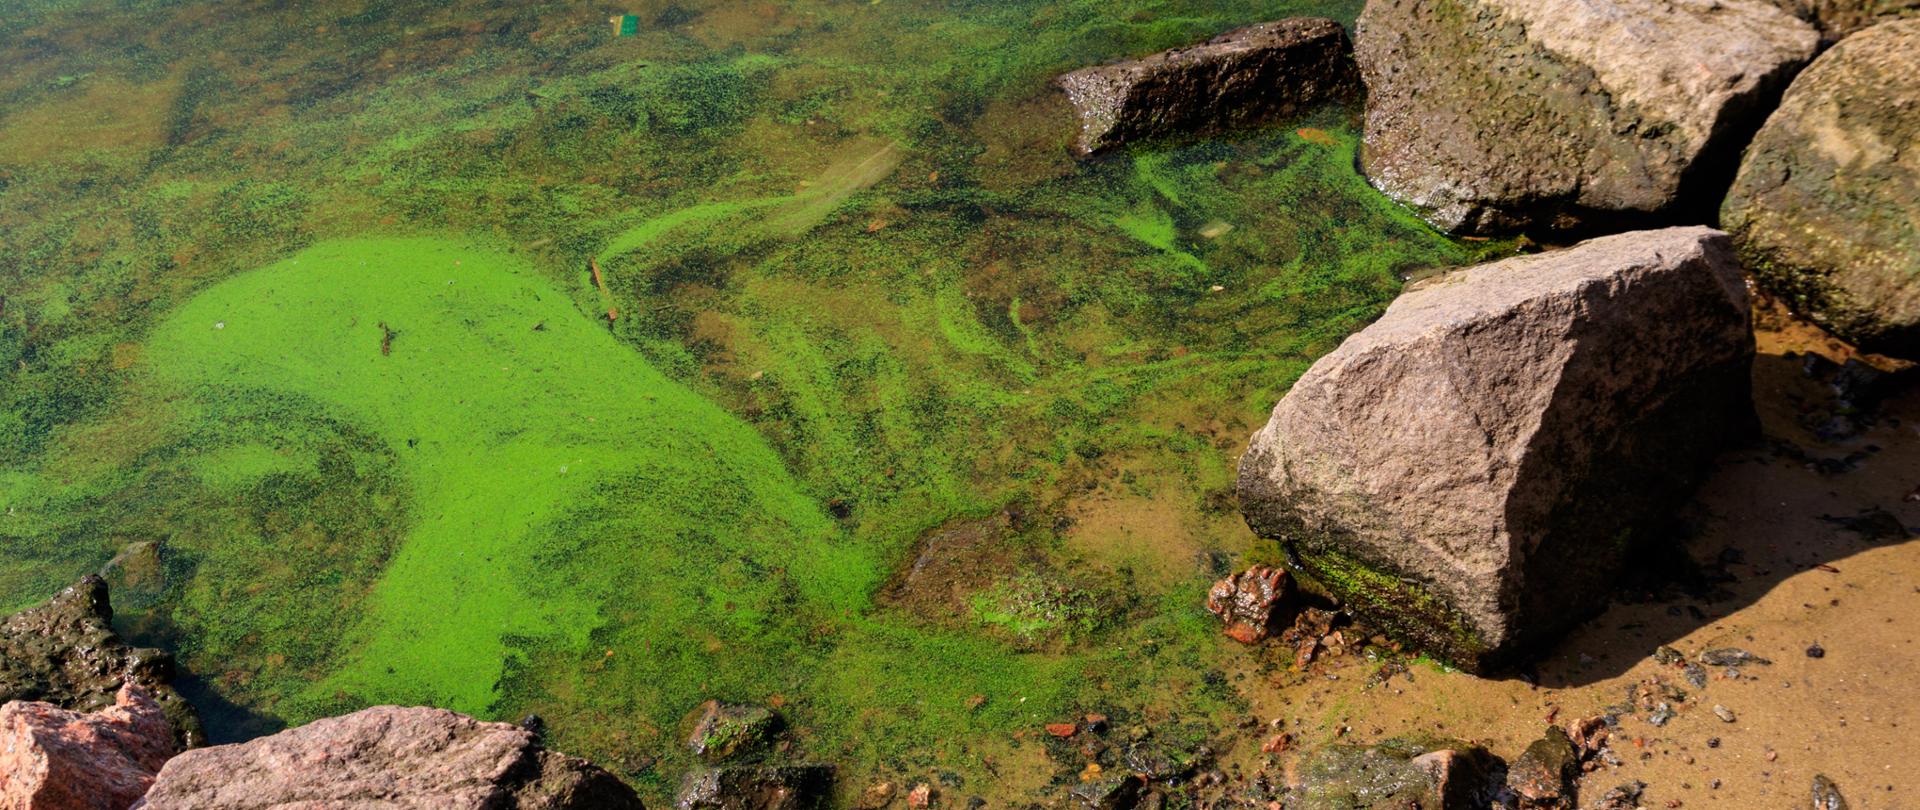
[143,237,860,717]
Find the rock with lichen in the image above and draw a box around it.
[1354,0,1818,234]
[1722,19,1920,357]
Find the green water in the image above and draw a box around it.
[0,0,1498,799]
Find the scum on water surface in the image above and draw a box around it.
[0,0,1502,798]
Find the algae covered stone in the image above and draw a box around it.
[1291,737,1499,810]
[1054,17,1358,156]
[1355,0,1818,234]
[1237,228,1755,670]
[1722,18,1920,357]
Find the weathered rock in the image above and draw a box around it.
[1204,565,1293,644]
[1238,228,1755,670]
[1505,726,1579,809]
[1055,18,1358,156]
[1722,19,1920,356]
[133,705,642,809]
[1291,738,1499,810]
[1587,781,1646,810]
[687,700,781,764]
[1355,0,1819,234]
[0,576,202,748]
[1770,0,1920,37]
[1811,774,1849,810]
[676,765,834,810]
[0,684,175,810]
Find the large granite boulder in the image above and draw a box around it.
[0,576,202,749]
[0,684,176,810]
[1054,18,1358,156]
[1355,0,1819,235]
[1722,19,1920,357]
[1237,227,1755,670]
[132,706,643,809]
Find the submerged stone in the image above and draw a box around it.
[0,576,203,748]
[1355,0,1818,234]
[1811,774,1849,810]
[1238,228,1755,670]
[676,764,835,810]
[1054,17,1358,156]
[1291,737,1499,810]
[1722,19,1920,357]
[688,700,782,764]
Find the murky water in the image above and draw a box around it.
[0,0,1497,799]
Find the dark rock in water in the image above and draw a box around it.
[1290,737,1499,810]
[1723,19,1920,356]
[1068,775,1144,810]
[1205,565,1293,644]
[1811,774,1848,810]
[677,765,835,810]
[1355,0,1817,234]
[688,700,782,764]
[0,576,203,748]
[1505,726,1578,809]
[1238,228,1755,671]
[136,705,643,809]
[1054,17,1358,156]
[1589,781,1647,810]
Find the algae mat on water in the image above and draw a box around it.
[141,236,866,719]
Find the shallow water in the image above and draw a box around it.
[0,0,1496,798]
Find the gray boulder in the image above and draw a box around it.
[1722,19,1920,356]
[1055,18,1358,156]
[1355,0,1819,235]
[1291,738,1500,810]
[1237,227,1755,670]
[134,706,643,809]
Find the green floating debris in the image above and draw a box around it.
[610,14,639,36]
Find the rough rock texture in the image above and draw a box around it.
[1504,727,1579,809]
[0,576,202,749]
[686,701,781,764]
[1811,774,1849,810]
[675,765,834,810]
[1722,19,1920,357]
[1771,0,1920,37]
[1238,227,1755,670]
[1204,565,1293,644]
[1055,18,1358,156]
[0,684,176,810]
[1355,0,1819,235]
[1291,738,1499,810]
[132,706,643,809]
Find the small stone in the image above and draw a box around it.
[1811,774,1848,810]
[1806,643,1826,659]
[858,781,898,809]
[1206,566,1294,644]
[1046,723,1079,738]
[908,783,934,809]
[1712,705,1736,723]
[686,700,781,764]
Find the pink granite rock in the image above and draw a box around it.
[133,705,643,809]
[0,684,176,810]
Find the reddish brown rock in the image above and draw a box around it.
[1205,565,1293,644]
[0,683,176,810]
[132,705,642,809]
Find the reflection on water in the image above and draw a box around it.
[0,0,1493,798]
